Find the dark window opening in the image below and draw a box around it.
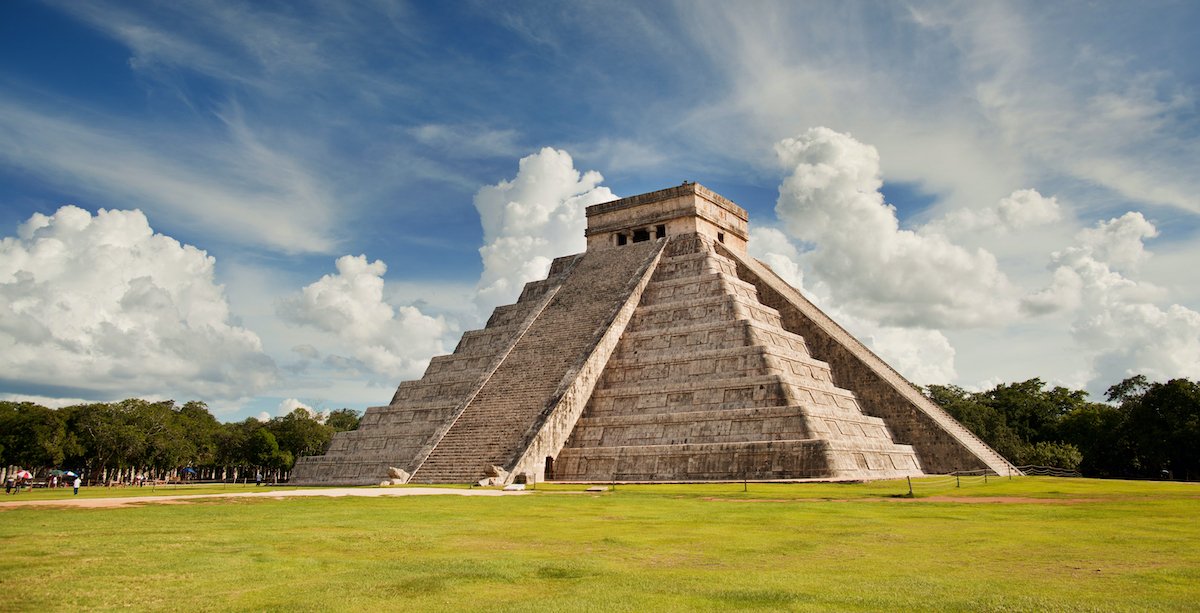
[655,224,666,238]
[632,228,650,242]
[544,456,555,481]
[616,233,627,246]
[717,232,725,243]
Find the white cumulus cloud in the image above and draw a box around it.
[773,127,1018,328]
[748,226,806,290]
[1025,213,1199,387]
[749,224,957,384]
[473,147,616,312]
[278,254,449,380]
[0,205,276,400]
[855,323,958,385]
[1075,211,1158,271]
[928,188,1062,235]
[275,397,319,419]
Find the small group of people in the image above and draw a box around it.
[3,473,82,495]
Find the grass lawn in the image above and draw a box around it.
[2,482,305,501]
[0,477,1196,611]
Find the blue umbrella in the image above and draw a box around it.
[181,468,197,475]
[64,471,78,477]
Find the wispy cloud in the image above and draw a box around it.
[44,0,421,101]
[0,97,338,253]
[666,2,1200,218]
[409,124,523,159]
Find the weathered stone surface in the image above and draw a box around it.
[292,183,1018,485]
[290,253,584,485]
[408,239,665,484]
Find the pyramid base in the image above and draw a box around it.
[552,439,923,482]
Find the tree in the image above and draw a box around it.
[0,401,67,469]
[1111,377,1200,479]
[326,408,361,432]
[268,409,334,465]
[218,418,262,471]
[1023,441,1083,470]
[245,429,292,473]
[1058,402,1131,477]
[928,380,1091,470]
[926,385,1025,463]
[978,379,1088,444]
[178,401,222,469]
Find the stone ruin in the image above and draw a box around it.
[291,183,1017,486]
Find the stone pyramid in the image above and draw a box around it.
[291,183,1017,485]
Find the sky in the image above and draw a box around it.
[1,0,1198,422]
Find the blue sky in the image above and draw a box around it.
[2,1,1198,421]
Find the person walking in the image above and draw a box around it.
[72,476,81,495]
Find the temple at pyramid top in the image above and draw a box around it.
[585,182,749,255]
[291,183,1018,486]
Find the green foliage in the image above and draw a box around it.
[930,375,1200,478]
[1058,402,1130,476]
[1111,378,1200,479]
[1,398,340,478]
[245,429,293,471]
[326,408,362,432]
[269,409,335,458]
[0,401,67,467]
[926,380,1086,469]
[1023,441,1083,469]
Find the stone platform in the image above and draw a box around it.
[291,183,1018,485]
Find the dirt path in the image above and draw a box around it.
[0,487,526,509]
[702,495,1103,504]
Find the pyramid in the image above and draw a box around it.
[291,183,1017,485]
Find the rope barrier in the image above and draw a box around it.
[1015,465,1082,478]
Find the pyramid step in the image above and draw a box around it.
[651,251,738,282]
[638,272,761,307]
[612,318,813,361]
[411,239,665,483]
[599,345,836,391]
[626,293,783,333]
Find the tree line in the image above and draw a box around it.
[928,375,1200,480]
[3,374,1197,483]
[0,399,360,484]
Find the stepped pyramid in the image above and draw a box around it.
[291,183,1017,485]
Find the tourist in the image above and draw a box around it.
[4,476,12,495]
[73,476,81,496]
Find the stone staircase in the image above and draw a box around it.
[553,234,925,481]
[408,239,665,484]
[289,254,583,485]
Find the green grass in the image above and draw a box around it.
[1,482,305,501]
[1,477,1197,611]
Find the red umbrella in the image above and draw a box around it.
[14,470,33,479]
